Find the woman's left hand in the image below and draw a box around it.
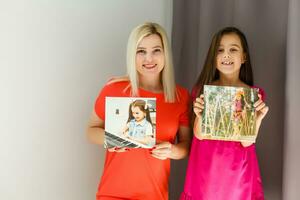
[254,94,269,122]
[150,142,173,160]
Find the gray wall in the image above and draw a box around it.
[283,0,300,199]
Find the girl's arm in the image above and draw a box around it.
[150,126,191,160]
[122,123,129,137]
[86,110,129,152]
[129,135,154,145]
[241,94,269,147]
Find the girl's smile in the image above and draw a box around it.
[221,61,234,65]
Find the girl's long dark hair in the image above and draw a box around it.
[127,100,152,124]
[194,27,254,97]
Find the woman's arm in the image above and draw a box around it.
[150,126,191,160]
[86,110,105,145]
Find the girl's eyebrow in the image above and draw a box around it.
[218,44,241,48]
[230,44,241,48]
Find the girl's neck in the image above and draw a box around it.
[214,76,248,87]
[135,118,144,123]
[138,75,163,93]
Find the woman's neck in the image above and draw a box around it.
[138,75,163,93]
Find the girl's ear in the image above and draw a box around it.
[242,53,247,64]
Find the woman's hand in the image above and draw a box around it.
[150,142,173,160]
[107,147,130,152]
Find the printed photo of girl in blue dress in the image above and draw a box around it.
[123,99,155,147]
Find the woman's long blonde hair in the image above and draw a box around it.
[126,22,176,102]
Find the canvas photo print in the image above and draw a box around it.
[105,97,156,148]
[201,85,259,142]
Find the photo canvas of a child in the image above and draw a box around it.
[105,97,156,148]
[201,85,259,142]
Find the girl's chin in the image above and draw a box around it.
[219,64,234,69]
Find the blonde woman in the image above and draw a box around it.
[87,22,191,200]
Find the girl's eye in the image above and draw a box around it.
[217,48,224,53]
[230,48,238,52]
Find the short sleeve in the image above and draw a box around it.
[179,88,191,127]
[191,87,199,101]
[94,84,110,120]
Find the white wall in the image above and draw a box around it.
[0,1,172,199]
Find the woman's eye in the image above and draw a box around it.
[217,49,224,53]
[137,50,146,54]
[153,49,161,53]
[230,48,238,52]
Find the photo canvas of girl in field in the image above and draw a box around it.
[201,85,259,142]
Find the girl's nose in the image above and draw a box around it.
[223,53,230,58]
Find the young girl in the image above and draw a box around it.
[87,22,191,200]
[123,99,154,146]
[181,27,269,200]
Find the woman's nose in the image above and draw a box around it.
[145,53,153,62]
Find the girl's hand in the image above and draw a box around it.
[193,94,205,118]
[107,147,130,152]
[150,142,173,160]
[193,94,204,140]
[241,94,269,148]
[123,131,129,138]
[254,94,269,122]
